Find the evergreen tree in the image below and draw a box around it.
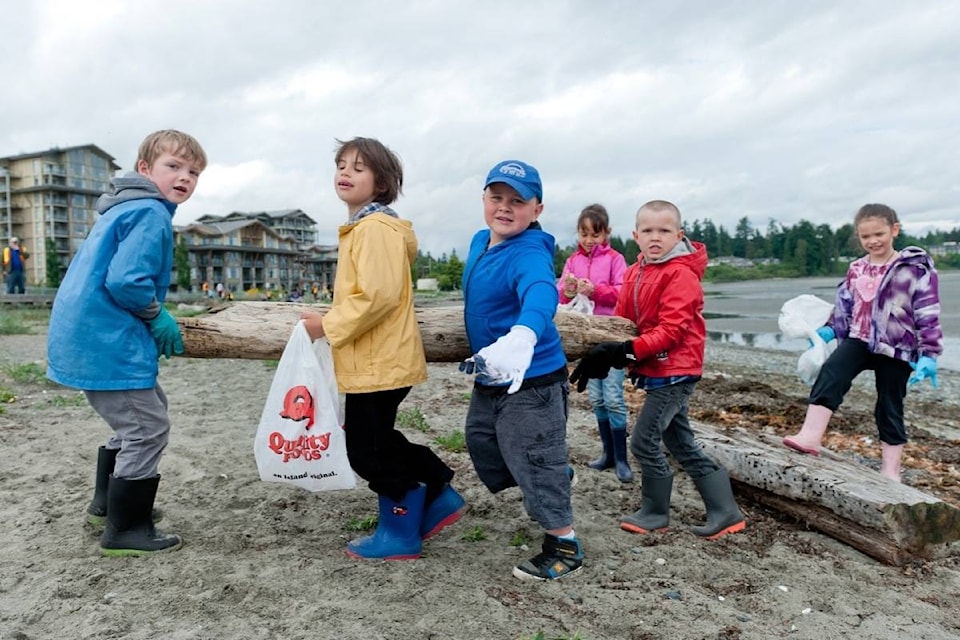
[174,239,191,291]
[555,244,573,277]
[733,217,752,258]
[701,219,719,256]
[716,224,733,256]
[45,238,62,288]
[445,251,464,289]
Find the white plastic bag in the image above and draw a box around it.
[778,294,837,386]
[559,293,595,315]
[254,321,355,491]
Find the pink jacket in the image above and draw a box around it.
[557,243,627,316]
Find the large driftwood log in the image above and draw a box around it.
[177,301,960,564]
[177,301,638,362]
[692,421,960,565]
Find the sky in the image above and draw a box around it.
[2,0,959,257]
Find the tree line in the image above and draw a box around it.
[414,218,960,289]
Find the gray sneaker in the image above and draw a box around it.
[512,534,583,581]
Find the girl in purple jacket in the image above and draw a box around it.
[783,204,943,482]
[558,204,632,481]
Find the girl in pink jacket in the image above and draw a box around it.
[558,204,631,481]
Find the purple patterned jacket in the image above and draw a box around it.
[829,246,943,363]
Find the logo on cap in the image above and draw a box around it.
[499,163,528,179]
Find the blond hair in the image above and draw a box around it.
[137,130,208,171]
[636,200,682,228]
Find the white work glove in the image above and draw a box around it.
[462,325,537,394]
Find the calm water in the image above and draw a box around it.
[703,271,960,372]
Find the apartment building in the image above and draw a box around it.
[195,209,318,248]
[2,144,338,295]
[175,215,338,295]
[1,145,120,286]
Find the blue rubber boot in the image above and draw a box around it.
[588,420,614,471]
[347,484,426,560]
[611,428,634,483]
[421,484,468,540]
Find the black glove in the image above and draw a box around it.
[569,341,634,393]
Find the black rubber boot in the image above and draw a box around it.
[87,447,163,527]
[690,468,747,540]
[588,420,614,471]
[86,447,115,526]
[611,428,634,483]
[620,474,672,534]
[99,475,182,557]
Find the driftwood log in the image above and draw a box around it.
[177,301,638,362]
[176,301,960,565]
[693,422,960,565]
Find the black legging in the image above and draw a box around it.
[344,388,454,502]
[809,338,913,445]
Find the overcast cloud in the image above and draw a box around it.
[2,0,958,256]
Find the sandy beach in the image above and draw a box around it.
[1,321,959,639]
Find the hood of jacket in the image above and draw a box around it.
[339,212,418,263]
[96,172,172,214]
[642,237,707,276]
[574,242,615,259]
[897,245,935,269]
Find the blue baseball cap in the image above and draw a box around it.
[484,160,542,202]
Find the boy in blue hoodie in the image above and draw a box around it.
[47,130,206,556]
[460,160,582,581]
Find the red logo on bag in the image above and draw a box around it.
[268,431,331,462]
[279,385,315,429]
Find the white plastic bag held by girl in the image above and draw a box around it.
[778,294,837,386]
[254,321,355,491]
[559,293,595,315]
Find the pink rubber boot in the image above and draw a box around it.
[880,443,904,482]
[782,404,832,456]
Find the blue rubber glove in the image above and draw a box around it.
[908,356,938,388]
[807,325,835,347]
[148,307,184,359]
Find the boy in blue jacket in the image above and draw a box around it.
[460,160,582,581]
[47,130,206,556]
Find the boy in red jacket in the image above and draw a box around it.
[570,200,746,540]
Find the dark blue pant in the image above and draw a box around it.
[629,381,719,480]
[5,269,26,294]
[809,338,912,445]
[345,388,453,502]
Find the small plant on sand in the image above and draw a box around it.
[264,359,279,369]
[397,406,430,432]
[3,362,49,385]
[0,385,14,412]
[49,393,87,408]
[460,526,486,542]
[0,307,51,334]
[0,314,31,335]
[346,515,378,532]
[518,633,584,640]
[509,530,533,547]
[434,430,466,453]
